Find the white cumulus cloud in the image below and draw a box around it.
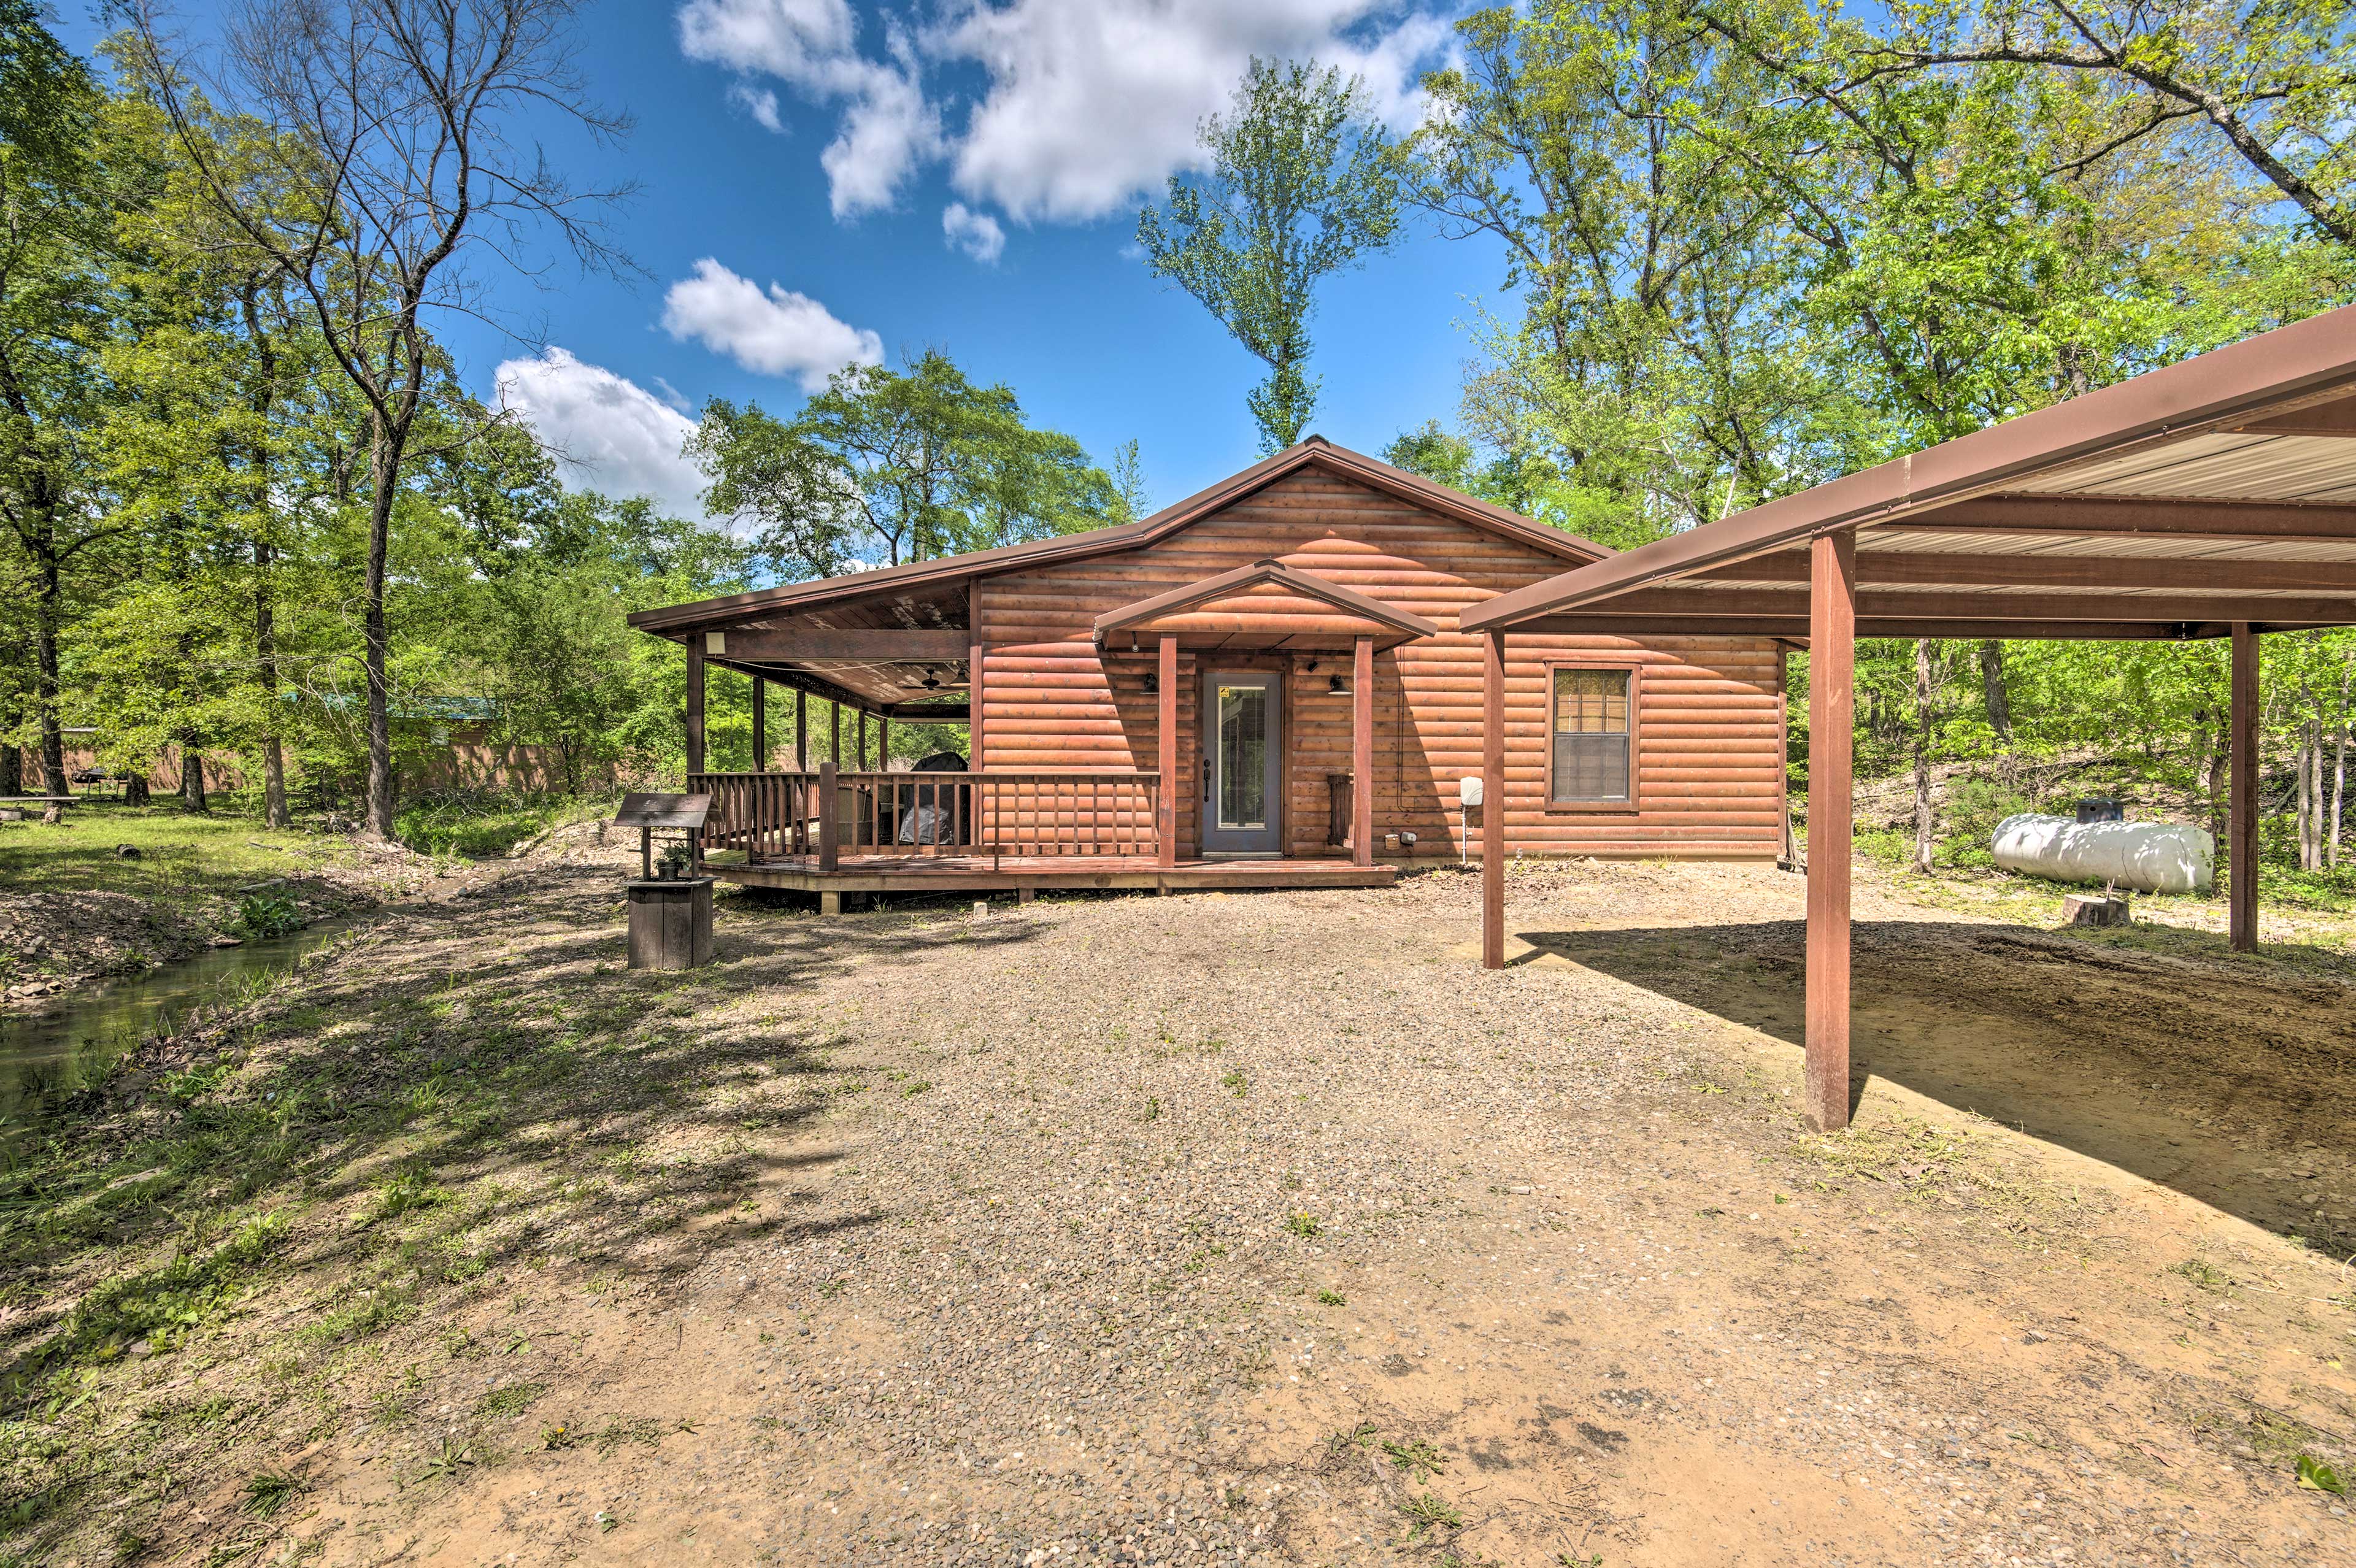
[730,82,786,132]
[660,258,885,390]
[679,0,936,215]
[494,347,707,521]
[676,0,1451,228]
[942,201,1006,263]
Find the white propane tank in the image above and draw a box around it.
[1990,813,2214,894]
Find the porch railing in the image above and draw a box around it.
[688,767,1160,867]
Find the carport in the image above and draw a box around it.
[1461,303,2356,1131]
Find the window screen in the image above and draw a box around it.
[1552,667,1631,804]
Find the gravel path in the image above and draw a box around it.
[28,853,2354,1566]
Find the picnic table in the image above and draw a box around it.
[0,795,78,823]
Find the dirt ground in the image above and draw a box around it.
[6,848,2354,1567]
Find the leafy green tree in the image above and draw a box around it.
[688,349,1115,577]
[1408,4,1827,538]
[125,0,636,838]
[1137,58,1401,453]
[1853,1,2355,248]
[0,0,128,796]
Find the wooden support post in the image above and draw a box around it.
[878,716,890,770]
[831,703,841,764]
[817,759,839,873]
[858,709,869,770]
[1157,634,1178,869]
[1481,629,1506,969]
[795,689,807,770]
[685,636,706,776]
[969,640,985,769]
[1805,530,1857,1132]
[1352,634,1374,867]
[2230,621,2260,953]
[752,676,767,771]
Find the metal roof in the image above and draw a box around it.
[1461,302,2356,640]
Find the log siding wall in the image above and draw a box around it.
[972,469,1784,859]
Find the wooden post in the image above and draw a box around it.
[858,709,869,771]
[1481,629,1506,969]
[1352,635,1374,867]
[752,676,767,771]
[685,636,706,776]
[969,640,985,769]
[1805,530,1857,1132]
[2230,621,2259,953]
[878,716,890,769]
[795,689,807,770]
[818,759,839,873]
[831,702,841,764]
[1157,634,1178,868]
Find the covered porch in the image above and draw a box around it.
[1462,302,2356,1131]
[632,554,1417,901]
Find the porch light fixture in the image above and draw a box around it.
[1329,674,1349,694]
[1142,671,1158,694]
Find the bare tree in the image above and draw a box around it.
[125,0,634,836]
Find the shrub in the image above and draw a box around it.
[234,893,304,939]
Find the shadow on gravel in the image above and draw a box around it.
[2,866,1055,1396]
[1517,918,2356,1249]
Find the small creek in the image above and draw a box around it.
[0,917,360,1134]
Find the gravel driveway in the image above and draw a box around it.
[20,850,2354,1566]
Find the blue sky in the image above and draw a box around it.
[69,1,1512,525]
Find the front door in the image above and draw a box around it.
[1200,670,1282,858]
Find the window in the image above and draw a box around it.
[1550,666,1633,805]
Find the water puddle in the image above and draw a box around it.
[0,917,361,1133]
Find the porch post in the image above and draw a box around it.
[1481,629,1506,969]
[879,716,891,769]
[858,709,869,771]
[1352,635,1374,867]
[2230,621,2259,953]
[969,639,985,769]
[1804,529,1857,1132]
[795,689,807,770]
[1157,633,1178,868]
[752,677,767,771]
[685,635,706,776]
[818,759,839,873]
[831,702,841,764]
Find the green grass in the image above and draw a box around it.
[393,792,610,858]
[0,799,363,901]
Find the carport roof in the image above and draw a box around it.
[1460,302,2356,641]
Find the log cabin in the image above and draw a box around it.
[628,437,1790,905]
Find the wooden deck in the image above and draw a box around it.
[707,852,1397,895]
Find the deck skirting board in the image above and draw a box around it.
[709,855,1396,894]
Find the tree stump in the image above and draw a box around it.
[626,877,714,970]
[2063,893,2130,928]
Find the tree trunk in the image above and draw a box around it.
[2333,660,2350,870]
[125,774,149,805]
[363,427,398,839]
[256,538,289,829]
[180,738,207,813]
[0,731,18,796]
[1977,640,2010,742]
[36,542,66,794]
[2309,713,2327,871]
[1912,637,1935,873]
[2204,714,2230,851]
